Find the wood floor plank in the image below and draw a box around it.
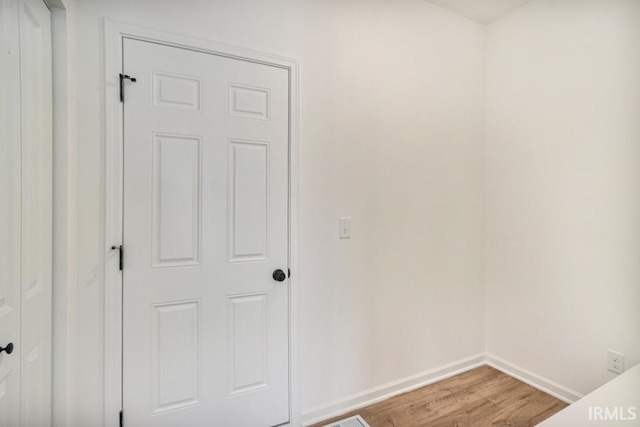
[310,366,568,427]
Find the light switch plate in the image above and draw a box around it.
[339,217,351,239]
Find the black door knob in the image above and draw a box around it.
[0,343,13,355]
[272,269,287,282]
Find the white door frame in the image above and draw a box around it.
[103,20,300,427]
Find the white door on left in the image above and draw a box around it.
[0,0,52,426]
[0,1,24,425]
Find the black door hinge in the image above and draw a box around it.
[288,268,291,278]
[119,410,123,427]
[111,245,124,271]
[119,73,137,102]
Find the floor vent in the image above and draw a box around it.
[322,415,371,427]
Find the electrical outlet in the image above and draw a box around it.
[607,350,625,374]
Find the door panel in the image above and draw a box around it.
[227,140,270,262]
[123,39,290,427]
[150,300,201,414]
[151,132,202,268]
[227,292,269,396]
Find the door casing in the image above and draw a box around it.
[104,20,300,427]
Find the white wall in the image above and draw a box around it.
[73,0,485,424]
[485,0,640,397]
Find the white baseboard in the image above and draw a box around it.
[485,353,584,404]
[301,353,485,426]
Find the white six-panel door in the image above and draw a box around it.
[0,0,52,426]
[122,39,290,426]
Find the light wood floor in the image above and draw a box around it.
[310,365,568,427]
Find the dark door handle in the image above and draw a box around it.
[0,343,13,355]
[272,269,287,282]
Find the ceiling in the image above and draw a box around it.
[425,0,533,24]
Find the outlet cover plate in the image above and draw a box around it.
[607,350,625,374]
